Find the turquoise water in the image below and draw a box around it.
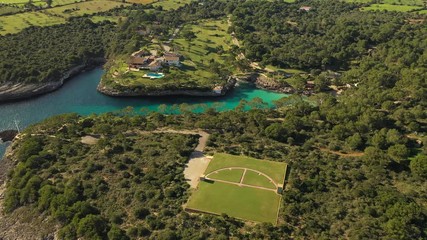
[146,72,165,78]
[0,68,288,157]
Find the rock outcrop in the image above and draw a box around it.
[97,77,237,97]
[0,58,105,102]
[235,72,295,94]
[0,130,18,142]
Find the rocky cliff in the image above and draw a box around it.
[0,59,105,102]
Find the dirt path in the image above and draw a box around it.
[138,128,211,188]
[319,148,365,157]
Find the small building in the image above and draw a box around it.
[163,52,181,66]
[128,56,149,69]
[148,60,162,71]
[299,6,312,11]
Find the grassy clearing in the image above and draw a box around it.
[266,65,306,74]
[90,15,124,23]
[242,170,276,189]
[205,153,287,184]
[173,19,232,65]
[208,169,244,183]
[0,0,33,4]
[46,0,128,18]
[0,11,65,34]
[0,5,21,15]
[343,0,424,4]
[382,0,424,5]
[152,0,193,10]
[51,0,84,7]
[187,181,280,224]
[125,0,155,4]
[361,3,423,12]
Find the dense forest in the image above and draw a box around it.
[0,19,115,84]
[0,0,426,239]
[1,95,426,239]
[231,0,425,70]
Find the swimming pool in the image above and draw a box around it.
[144,72,165,79]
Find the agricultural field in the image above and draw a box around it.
[0,5,21,15]
[0,0,128,34]
[343,0,424,4]
[361,3,423,11]
[0,11,64,34]
[51,0,84,7]
[186,153,287,224]
[152,0,193,10]
[125,0,155,4]
[46,0,129,18]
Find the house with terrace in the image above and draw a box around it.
[128,51,181,71]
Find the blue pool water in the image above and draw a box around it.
[146,72,165,78]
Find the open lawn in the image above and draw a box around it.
[185,153,287,224]
[208,168,244,183]
[173,19,232,65]
[186,181,281,224]
[0,11,64,35]
[152,0,193,10]
[242,170,277,189]
[361,3,423,12]
[46,0,128,18]
[205,153,287,184]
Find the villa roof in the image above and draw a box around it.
[129,56,147,65]
[164,56,180,61]
[148,60,162,67]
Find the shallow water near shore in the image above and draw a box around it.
[0,67,289,158]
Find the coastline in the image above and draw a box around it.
[97,76,237,97]
[234,72,296,94]
[0,58,105,103]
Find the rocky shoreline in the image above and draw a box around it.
[97,76,237,97]
[0,58,105,103]
[0,130,18,143]
[235,72,296,94]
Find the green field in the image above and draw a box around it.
[208,168,244,183]
[152,0,193,10]
[173,19,232,64]
[361,3,423,12]
[205,153,287,184]
[242,170,277,189]
[186,153,287,224]
[46,0,128,18]
[343,0,424,4]
[0,0,127,34]
[187,181,281,224]
[0,11,65,34]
